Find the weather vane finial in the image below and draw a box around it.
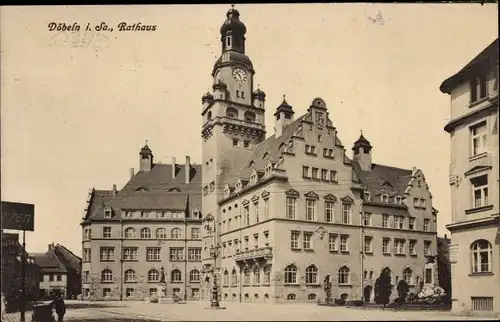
[145,139,148,145]
[360,130,363,135]
[283,94,286,101]
[231,3,235,9]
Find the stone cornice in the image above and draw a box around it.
[443,98,498,133]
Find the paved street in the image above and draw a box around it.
[2,300,495,321]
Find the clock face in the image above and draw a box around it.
[232,68,248,84]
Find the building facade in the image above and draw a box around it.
[32,243,82,299]
[441,38,499,317]
[199,8,438,303]
[80,146,203,301]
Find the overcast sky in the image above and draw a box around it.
[1,4,498,255]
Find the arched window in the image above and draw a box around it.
[253,267,260,284]
[171,228,182,239]
[287,293,296,301]
[156,228,167,239]
[171,269,182,282]
[471,239,493,273]
[223,270,229,286]
[244,111,256,123]
[124,227,136,239]
[189,269,200,283]
[124,269,136,282]
[308,293,317,301]
[148,269,159,282]
[243,267,251,285]
[254,293,259,300]
[226,107,238,118]
[284,264,297,284]
[140,228,152,239]
[231,269,237,286]
[263,265,271,284]
[101,269,113,282]
[305,265,318,284]
[403,268,413,284]
[338,266,350,285]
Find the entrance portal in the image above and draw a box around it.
[363,285,373,303]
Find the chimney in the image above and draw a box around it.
[172,157,176,179]
[48,243,54,251]
[445,234,447,239]
[130,168,135,179]
[185,156,191,184]
[112,184,117,196]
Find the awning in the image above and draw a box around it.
[363,205,410,217]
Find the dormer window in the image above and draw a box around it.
[250,171,258,184]
[226,36,231,47]
[380,194,389,203]
[364,190,371,201]
[192,208,201,219]
[104,207,112,218]
[265,162,273,177]
[395,196,402,204]
[235,179,243,192]
[224,187,231,198]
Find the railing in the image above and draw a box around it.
[234,246,273,261]
[468,152,491,171]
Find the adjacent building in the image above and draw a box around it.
[441,38,499,316]
[32,243,82,299]
[80,147,203,301]
[199,7,438,303]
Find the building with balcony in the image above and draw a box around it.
[80,144,203,301]
[199,7,439,303]
[441,38,499,317]
[32,243,82,300]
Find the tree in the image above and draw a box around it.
[396,280,410,304]
[374,268,392,307]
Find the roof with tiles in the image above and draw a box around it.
[352,161,413,197]
[83,161,202,222]
[53,244,81,273]
[32,249,67,273]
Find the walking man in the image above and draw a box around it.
[51,294,66,322]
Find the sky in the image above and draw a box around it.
[1,4,498,256]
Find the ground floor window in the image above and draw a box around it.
[287,293,296,301]
[172,288,180,295]
[126,288,134,298]
[149,288,157,296]
[308,293,316,300]
[103,288,111,297]
[471,297,494,311]
[191,288,199,298]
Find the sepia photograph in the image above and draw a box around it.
[1,3,498,321]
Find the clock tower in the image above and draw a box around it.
[200,7,266,284]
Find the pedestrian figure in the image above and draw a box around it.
[51,294,66,322]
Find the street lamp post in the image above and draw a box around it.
[209,244,221,308]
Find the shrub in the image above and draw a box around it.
[374,268,392,306]
[334,298,346,306]
[396,280,410,304]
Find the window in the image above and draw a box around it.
[303,232,313,250]
[338,266,350,285]
[413,198,419,208]
[171,269,182,282]
[103,227,111,238]
[189,270,200,283]
[100,247,114,261]
[328,234,337,251]
[424,241,431,256]
[232,139,239,147]
[255,202,260,223]
[364,190,371,201]
[364,236,373,253]
[409,240,417,255]
[253,267,260,284]
[311,146,316,154]
[302,166,310,178]
[363,213,371,226]
[330,170,337,182]
[156,228,167,239]
[243,140,250,149]
[231,269,237,286]
[149,288,157,296]
[140,228,152,239]
[102,288,111,297]
[471,121,488,155]
[403,268,413,284]
[171,228,182,239]
[124,269,136,282]
[286,197,296,219]
[340,235,349,252]
[263,198,269,220]
[191,288,200,299]
[321,169,328,181]
[318,134,323,142]
[170,247,184,261]
[395,196,402,204]
[471,239,492,273]
[104,208,112,218]
[394,216,404,229]
[312,167,319,179]
[123,247,138,261]
[409,218,415,230]
[341,203,351,224]
[381,194,389,203]
[188,248,202,261]
[382,214,389,228]
[223,270,229,286]
[57,274,62,281]
[425,268,433,283]
[420,198,426,209]
[287,294,296,301]
[471,297,494,311]
[263,265,271,284]
[284,265,297,284]
[83,248,91,262]
[395,239,406,255]
[124,227,136,239]
[83,271,89,283]
[423,219,430,231]
[49,274,54,282]
[471,175,489,208]
[148,269,159,282]
[305,265,318,284]
[243,268,250,285]
[146,248,160,261]
[325,201,334,222]
[244,206,250,226]
[290,231,300,249]
[306,199,316,221]
[83,228,92,240]
[382,238,390,254]
[470,75,488,103]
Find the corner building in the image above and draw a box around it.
[200,8,438,303]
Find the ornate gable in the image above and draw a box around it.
[261,190,270,199]
[251,195,260,203]
[285,189,300,197]
[242,199,250,206]
[323,194,337,202]
[304,191,319,199]
[341,196,354,204]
